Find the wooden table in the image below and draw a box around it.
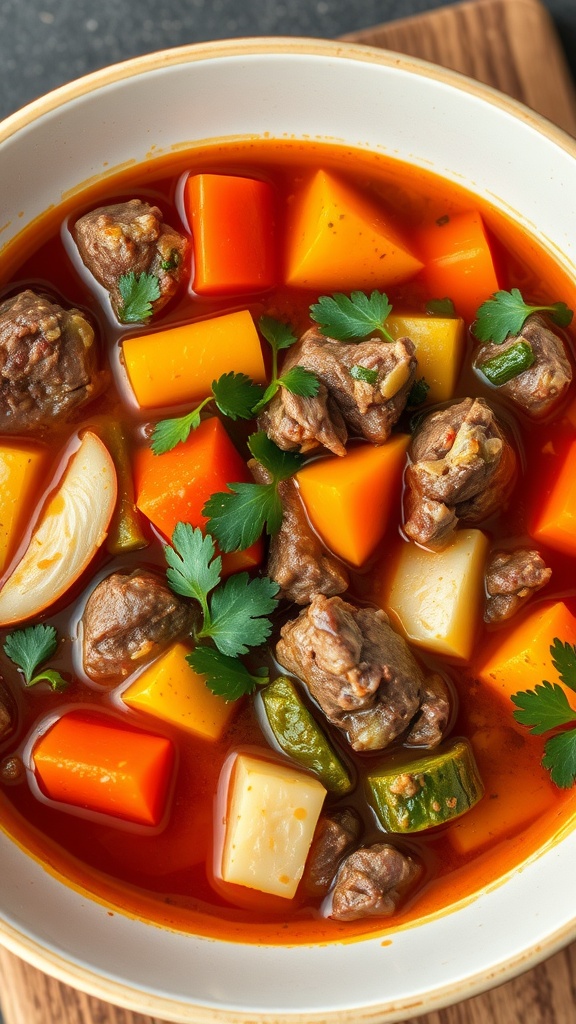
[1,0,576,1021]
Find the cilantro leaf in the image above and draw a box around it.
[258,315,298,353]
[278,365,320,398]
[151,410,201,455]
[253,317,319,415]
[117,271,161,324]
[407,377,430,408]
[247,431,304,479]
[511,682,576,734]
[3,624,67,691]
[151,372,263,455]
[310,290,394,342]
[550,638,576,692]
[165,524,221,619]
[474,288,573,344]
[542,730,576,788]
[186,646,267,701]
[350,364,378,385]
[426,297,456,317]
[201,573,279,657]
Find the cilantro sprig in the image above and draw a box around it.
[3,624,67,691]
[203,432,304,552]
[151,372,264,455]
[252,316,319,414]
[186,646,268,701]
[474,288,573,344]
[310,290,394,342]
[511,638,576,788]
[117,271,161,324]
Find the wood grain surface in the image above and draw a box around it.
[1,0,576,1022]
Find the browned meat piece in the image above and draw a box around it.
[475,315,572,419]
[484,548,552,623]
[331,843,421,922]
[405,672,451,746]
[74,199,188,321]
[0,756,25,784]
[276,594,423,751]
[404,397,517,548]
[82,569,195,681]
[0,680,15,740]
[303,808,361,896]
[250,461,349,603]
[259,380,348,456]
[0,290,103,432]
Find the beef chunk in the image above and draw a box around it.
[331,843,421,922]
[484,548,552,623]
[0,289,102,432]
[276,595,423,751]
[303,808,361,896]
[259,380,348,456]
[405,672,451,746]
[404,397,517,548]
[475,315,572,419]
[0,679,15,740]
[82,569,195,681]
[250,461,349,603]
[74,199,188,321]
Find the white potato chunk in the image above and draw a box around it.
[221,754,326,899]
[385,529,489,660]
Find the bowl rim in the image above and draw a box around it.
[1,34,576,1024]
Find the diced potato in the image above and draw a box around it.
[475,600,576,711]
[296,434,409,567]
[386,313,465,403]
[221,754,326,899]
[382,530,489,660]
[532,437,576,557]
[0,441,46,575]
[285,169,423,290]
[123,642,235,741]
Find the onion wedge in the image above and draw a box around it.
[0,431,117,626]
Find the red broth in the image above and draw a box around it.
[0,139,575,944]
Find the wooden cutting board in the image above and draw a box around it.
[1,0,575,1022]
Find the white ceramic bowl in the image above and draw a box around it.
[1,37,576,1024]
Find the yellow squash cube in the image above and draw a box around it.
[221,754,326,898]
[122,642,235,741]
[386,313,465,403]
[0,442,46,575]
[383,529,489,661]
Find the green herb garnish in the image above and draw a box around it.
[426,297,456,317]
[160,249,181,272]
[511,639,576,788]
[350,364,378,385]
[117,271,161,324]
[203,432,303,552]
[479,340,535,386]
[151,372,264,455]
[407,377,430,407]
[3,624,67,691]
[310,290,394,342]
[252,316,319,413]
[474,288,573,344]
[186,646,268,701]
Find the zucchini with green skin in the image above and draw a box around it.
[261,676,352,794]
[366,739,483,833]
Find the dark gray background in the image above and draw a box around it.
[1,0,576,121]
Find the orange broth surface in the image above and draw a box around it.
[0,138,575,944]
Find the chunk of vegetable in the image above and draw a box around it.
[221,753,326,898]
[122,309,267,409]
[367,739,484,833]
[123,641,236,741]
[476,600,576,710]
[385,313,465,403]
[261,676,352,794]
[185,173,276,294]
[0,432,117,627]
[32,711,174,826]
[295,434,409,566]
[285,169,423,290]
[532,437,576,557]
[135,416,262,574]
[417,211,500,323]
[381,530,489,661]
[0,441,46,575]
[97,419,148,554]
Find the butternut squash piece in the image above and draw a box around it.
[382,530,489,661]
[295,434,409,567]
[0,441,46,575]
[123,641,235,741]
[532,437,576,556]
[386,313,465,403]
[417,210,500,323]
[122,309,266,409]
[285,169,423,290]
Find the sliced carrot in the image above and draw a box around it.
[135,416,262,574]
[417,210,500,323]
[33,711,174,826]
[0,441,46,575]
[284,169,423,290]
[532,437,576,556]
[295,435,409,566]
[185,173,276,294]
[122,309,266,409]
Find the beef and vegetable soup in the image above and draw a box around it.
[1,139,576,944]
